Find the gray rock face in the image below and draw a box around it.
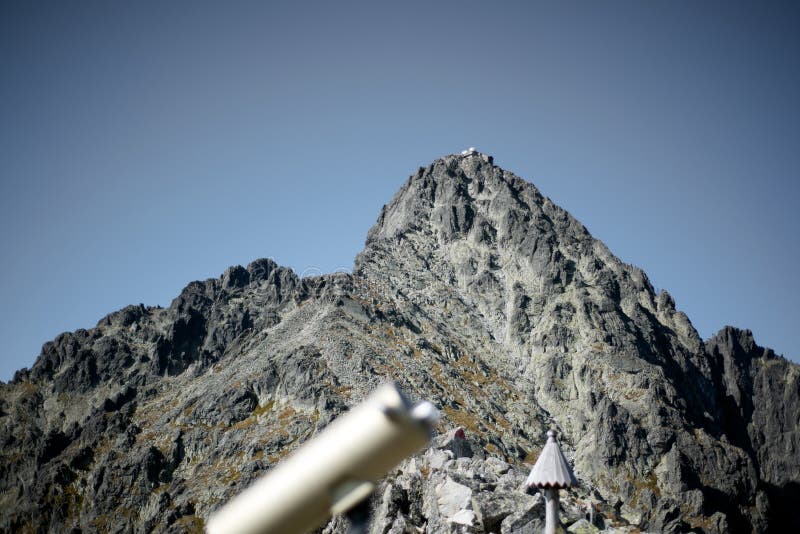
[1,152,798,533]
[704,327,800,532]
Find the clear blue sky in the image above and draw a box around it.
[1,1,798,381]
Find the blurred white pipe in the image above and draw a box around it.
[206,383,438,534]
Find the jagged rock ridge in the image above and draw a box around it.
[1,152,797,533]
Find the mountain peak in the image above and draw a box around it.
[359,154,696,354]
[364,151,552,246]
[2,154,798,533]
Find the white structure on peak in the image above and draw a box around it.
[461,147,478,155]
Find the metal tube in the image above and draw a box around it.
[206,383,437,534]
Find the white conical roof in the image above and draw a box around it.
[526,430,578,489]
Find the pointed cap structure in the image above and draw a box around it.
[526,430,578,489]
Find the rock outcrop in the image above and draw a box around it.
[1,152,797,533]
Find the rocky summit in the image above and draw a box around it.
[1,152,798,533]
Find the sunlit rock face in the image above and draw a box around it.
[1,152,797,533]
